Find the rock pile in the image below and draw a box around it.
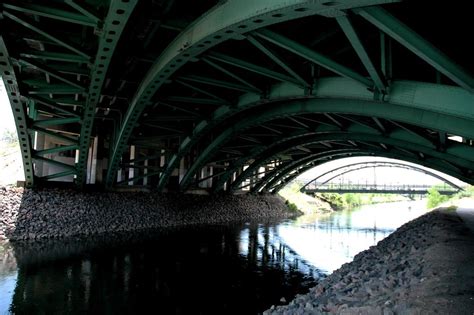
[265,210,474,314]
[0,186,298,241]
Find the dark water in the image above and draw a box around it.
[0,200,427,314]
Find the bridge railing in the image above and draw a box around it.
[303,182,459,193]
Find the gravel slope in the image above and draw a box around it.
[265,208,474,315]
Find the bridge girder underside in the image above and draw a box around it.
[1,1,473,192]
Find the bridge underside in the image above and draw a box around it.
[1,1,473,193]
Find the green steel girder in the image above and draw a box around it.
[261,148,474,194]
[179,75,259,93]
[179,87,474,191]
[29,126,79,145]
[18,58,86,90]
[32,155,77,173]
[38,170,77,181]
[30,96,81,118]
[228,131,474,192]
[356,6,474,92]
[300,161,463,191]
[64,0,101,24]
[75,0,138,186]
[20,51,90,64]
[335,15,386,92]
[0,36,35,187]
[207,52,302,86]
[34,144,79,156]
[106,0,398,189]
[31,117,81,127]
[3,11,89,59]
[158,78,474,192]
[253,29,373,87]
[201,57,262,93]
[247,34,309,87]
[215,125,343,192]
[2,3,98,27]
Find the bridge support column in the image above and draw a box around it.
[128,145,135,186]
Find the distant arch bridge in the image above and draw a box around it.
[0,1,473,193]
[300,161,463,195]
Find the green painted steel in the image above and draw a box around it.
[254,29,374,87]
[75,0,138,186]
[106,0,397,189]
[2,1,473,193]
[228,131,474,193]
[0,37,35,187]
[356,6,474,92]
[159,78,474,192]
[262,148,474,194]
[179,93,474,191]
[336,15,386,92]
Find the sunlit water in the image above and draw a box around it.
[0,200,427,314]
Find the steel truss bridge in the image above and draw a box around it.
[1,1,473,193]
[302,183,458,195]
[299,160,463,195]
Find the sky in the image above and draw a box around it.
[0,79,16,134]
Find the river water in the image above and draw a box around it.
[0,200,427,314]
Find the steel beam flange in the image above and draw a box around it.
[0,37,35,187]
[106,0,399,188]
[75,0,138,186]
[179,96,474,192]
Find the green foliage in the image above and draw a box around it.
[343,193,362,208]
[426,186,449,208]
[285,200,300,213]
[0,129,18,144]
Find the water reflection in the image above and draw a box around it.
[0,200,427,314]
[4,223,320,315]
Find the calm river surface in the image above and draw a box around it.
[0,200,427,314]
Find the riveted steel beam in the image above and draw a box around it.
[34,145,79,156]
[107,0,397,189]
[247,34,309,87]
[64,0,101,24]
[336,15,386,92]
[254,29,373,87]
[0,37,35,187]
[29,126,79,145]
[357,6,474,92]
[3,11,89,59]
[38,170,77,181]
[201,57,261,92]
[31,117,81,127]
[20,51,90,64]
[2,3,97,27]
[75,0,138,186]
[18,58,86,90]
[30,96,81,117]
[160,78,474,192]
[230,131,474,192]
[207,52,302,86]
[178,82,474,191]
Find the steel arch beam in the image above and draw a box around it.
[179,92,474,191]
[261,148,474,194]
[75,0,138,186]
[106,0,398,188]
[0,37,35,187]
[159,78,474,191]
[227,131,474,193]
[356,6,474,92]
[300,161,463,191]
